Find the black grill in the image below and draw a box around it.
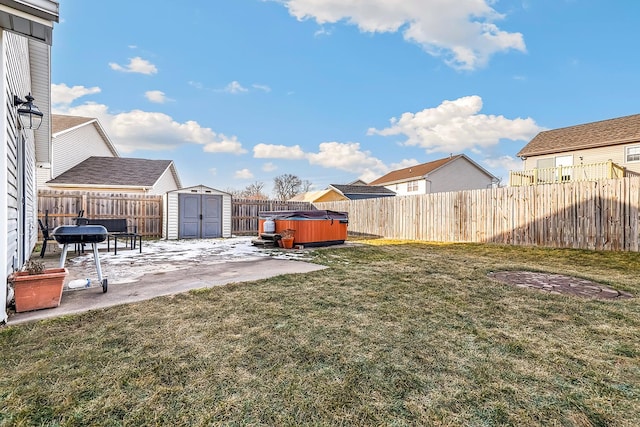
[52,225,109,293]
[52,225,108,244]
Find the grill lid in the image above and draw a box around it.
[52,225,108,244]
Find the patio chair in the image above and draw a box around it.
[38,218,53,258]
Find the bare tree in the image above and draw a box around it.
[225,187,243,198]
[301,179,313,193]
[242,181,268,199]
[273,174,302,201]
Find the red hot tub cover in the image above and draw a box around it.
[258,210,348,246]
[259,210,348,221]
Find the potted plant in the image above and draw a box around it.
[9,259,68,312]
[280,229,295,249]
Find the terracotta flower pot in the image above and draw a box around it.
[11,268,68,312]
[281,237,294,249]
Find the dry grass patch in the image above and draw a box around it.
[1,242,639,426]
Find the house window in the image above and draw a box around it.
[407,181,419,192]
[626,146,640,163]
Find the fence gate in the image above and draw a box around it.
[178,194,222,238]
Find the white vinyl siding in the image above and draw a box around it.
[407,180,419,192]
[5,31,37,275]
[149,166,180,195]
[29,38,50,165]
[1,0,58,323]
[51,123,116,178]
[388,179,427,196]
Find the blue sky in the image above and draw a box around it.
[51,0,640,196]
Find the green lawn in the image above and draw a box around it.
[1,242,639,426]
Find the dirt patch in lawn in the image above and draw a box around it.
[488,271,633,300]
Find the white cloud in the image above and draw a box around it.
[314,26,332,37]
[307,141,386,174]
[51,83,101,105]
[368,95,542,153]
[188,81,204,90]
[51,83,247,154]
[262,162,278,172]
[390,158,420,170]
[209,168,217,176]
[252,84,272,92]
[203,134,246,154]
[253,140,389,182]
[280,0,526,70]
[145,90,169,103]
[223,81,248,94]
[253,143,306,159]
[234,168,254,179]
[109,56,158,75]
[483,155,523,173]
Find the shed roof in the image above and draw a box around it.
[329,184,395,195]
[517,114,640,157]
[47,156,177,188]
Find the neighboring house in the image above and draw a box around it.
[328,184,396,200]
[1,0,59,322]
[289,188,348,203]
[37,114,119,189]
[45,157,182,195]
[369,154,498,196]
[513,114,640,186]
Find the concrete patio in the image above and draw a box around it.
[7,237,328,325]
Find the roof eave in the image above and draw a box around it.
[518,137,640,158]
[47,183,152,190]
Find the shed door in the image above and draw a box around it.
[179,194,201,239]
[178,193,222,239]
[202,195,222,238]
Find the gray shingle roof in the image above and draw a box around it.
[330,184,395,195]
[517,114,640,157]
[47,157,173,188]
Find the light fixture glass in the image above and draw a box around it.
[14,93,43,130]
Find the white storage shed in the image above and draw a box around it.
[164,185,232,239]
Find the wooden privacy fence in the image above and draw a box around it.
[38,190,163,237]
[232,199,313,235]
[316,177,640,252]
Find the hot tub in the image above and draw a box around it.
[259,210,348,246]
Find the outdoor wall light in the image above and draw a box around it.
[14,93,43,130]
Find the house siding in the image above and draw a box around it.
[51,123,116,179]
[29,38,50,165]
[522,143,640,175]
[386,179,427,196]
[1,1,57,323]
[5,31,37,274]
[149,166,179,196]
[429,157,495,192]
[384,157,494,195]
[3,30,43,321]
